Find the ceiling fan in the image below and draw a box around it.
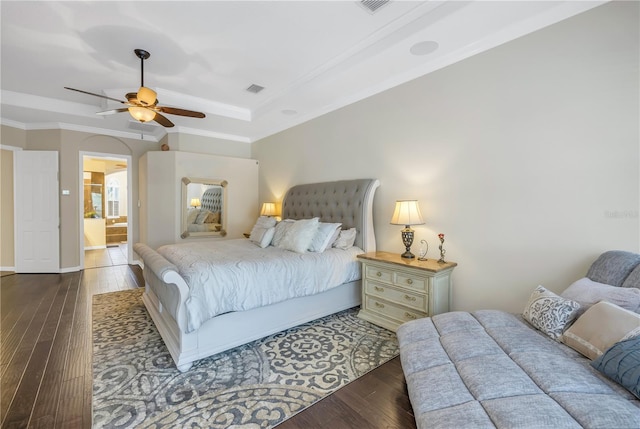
[65,49,205,128]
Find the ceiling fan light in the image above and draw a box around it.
[129,106,156,122]
[137,86,157,106]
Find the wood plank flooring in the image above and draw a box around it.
[0,265,416,428]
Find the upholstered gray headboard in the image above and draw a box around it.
[201,187,223,214]
[281,179,380,252]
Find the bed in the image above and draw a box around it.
[134,178,380,371]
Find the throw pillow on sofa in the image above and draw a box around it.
[562,301,640,360]
[591,336,640,399]
[522,285,580,341]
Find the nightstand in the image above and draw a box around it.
[357,251,457,331]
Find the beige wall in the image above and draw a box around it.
[1,125,249,271]
[166,133,251,158]
[252,2,640,313]
[1,149,15,269]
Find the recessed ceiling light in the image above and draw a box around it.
[410,41,439,56]
[281,109,297,115]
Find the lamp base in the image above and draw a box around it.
[401,250,415,259]
[400,226,415,259]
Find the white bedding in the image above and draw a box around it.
[157,238,363,332]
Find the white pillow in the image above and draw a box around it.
[195,209,213,224]
[254,215,277,229]
[186,208,199,224]
[522,285,580,341]
[333,228,357,250]
[271,219,295,247]
[309,222,342,252]
[276,218,319,253]
[250,226,275,248]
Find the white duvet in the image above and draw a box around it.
[157,238,363,332]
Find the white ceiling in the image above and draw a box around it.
[1,1,605,143]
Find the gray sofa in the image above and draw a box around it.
[398,251,640,428]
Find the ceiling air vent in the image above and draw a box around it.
[358,0,389,14]
[246,84,265,94]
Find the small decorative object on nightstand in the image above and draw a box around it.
[390,200,425,259]
[357,251,457,331]
[437,233,446,263]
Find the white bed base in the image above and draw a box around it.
[142,276,360,372]
[136,178,380,372]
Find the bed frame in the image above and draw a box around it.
[134,178,380,371]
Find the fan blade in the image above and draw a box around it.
[157,106,206,118]
[96,107,130,115]
[64,87,126,104]
[153,112,175,127]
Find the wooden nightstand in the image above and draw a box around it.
[357,251,457,331]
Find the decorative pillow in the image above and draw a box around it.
[276,218,319,253]
[308,222,342,252]
[562,301,640,360]
[271,219,295,247]
[591,336,640,399]
[250,226,276,248]
[195,209,213,224]
[522,285,580,341]
[333,228,357,250]
[561,277,640,314]
[187,208,199,225]
[205,211,221,224]
[248,216,278,248]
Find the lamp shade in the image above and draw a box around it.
[390,200,425,226]
[190,198,201,208]
[129,106,156,122]
[260,202,277,216]
[137,86,157,106]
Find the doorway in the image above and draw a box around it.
[80,153,132,269]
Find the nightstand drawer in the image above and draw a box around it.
[365,282,426,311]
[365,296,426,324]
[365,265,393,284]
[395,273,427,292]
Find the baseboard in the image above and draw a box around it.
[133,259,143,268]
[85,245,107,250]
[0,266,15,271]
[60,266,81,273]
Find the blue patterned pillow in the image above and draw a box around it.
[522,285,581,341]
[591,336,640,399]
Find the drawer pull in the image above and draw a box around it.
[375,302,385,309]
[374,286,384,292]
[406,278,414,285]
[405,312,417,320]
[404,295,416,302]
[376,271,382,277]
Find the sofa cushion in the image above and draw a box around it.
[622,264,640,289]
[397,310,640,429]
[586,250,640,287]
[561,277,640,314]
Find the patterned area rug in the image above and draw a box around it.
[92,289,399,428]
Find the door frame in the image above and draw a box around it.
[79,151,133,269]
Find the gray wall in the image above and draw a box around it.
[252,2,640,312]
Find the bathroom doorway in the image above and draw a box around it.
[80,153,132,269]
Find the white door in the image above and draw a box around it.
[14,151,60,273]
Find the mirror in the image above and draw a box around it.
[181,177,228,239]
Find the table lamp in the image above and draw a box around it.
[390,200,425,259]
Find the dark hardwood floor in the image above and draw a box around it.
[0,265,415,429]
